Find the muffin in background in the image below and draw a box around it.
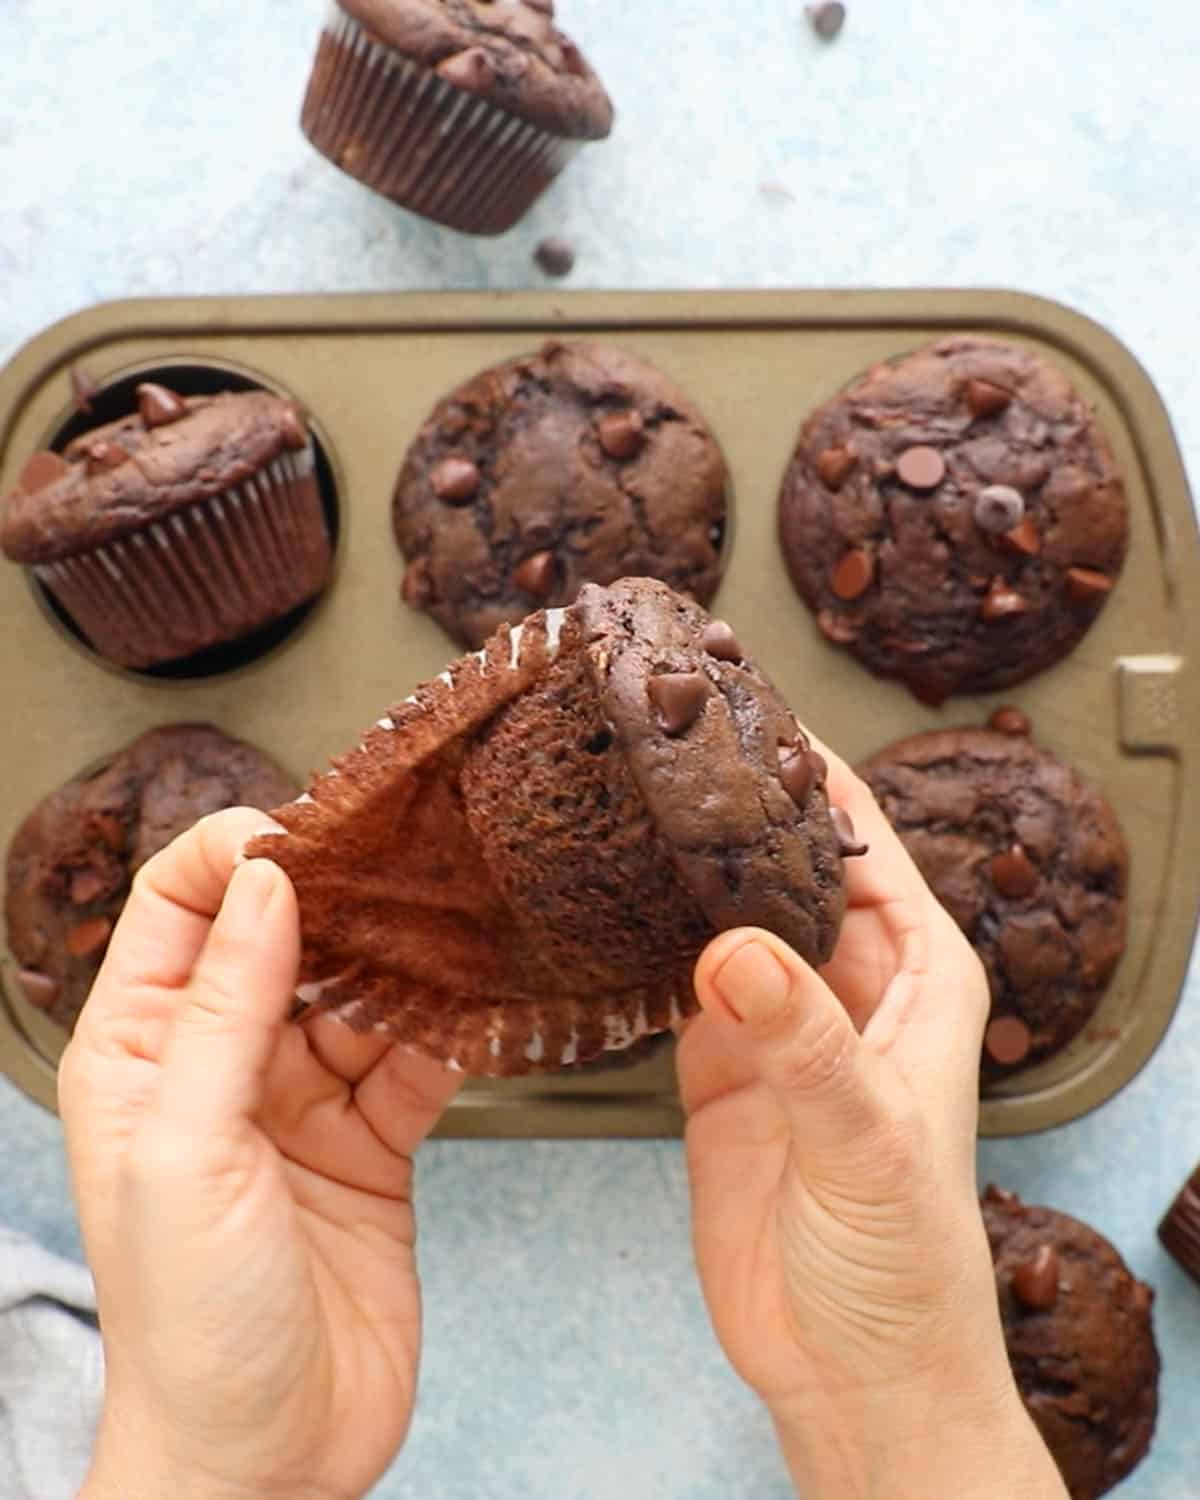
[301,0,613,236]
[5,725,298,1033]
[0,384,331,670]
[393,342,729,648]
[983,1185,1158,1500]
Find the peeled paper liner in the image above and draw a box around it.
[248,607,693,1076]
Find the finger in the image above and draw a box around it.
[353,1046,464,1158]
[695,928,908,1179]
[303,1012,394,1083]
[82,807,285,1030]
[153,855,300,1135]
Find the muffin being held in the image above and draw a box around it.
[301,0,614,236]
[5,725,298,1033]
[394,342,729,648]
[248,578,862,1075]
[0,384,331,670]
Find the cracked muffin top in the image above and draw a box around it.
[336,0,613,139]
[392,341,730,649]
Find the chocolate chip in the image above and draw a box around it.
[817,608,860,645]
[984,1014,1033,1066]
[647,672,709,736]
[534,237,576,277]
[807,748,828,786]
[831,547,875,601]
[980,577,1028,621]
[987,705,1033,737]
[816,445,856,490]
[89,814,127,851]
[995,516,1041,557]
[700,621,743,662]
[19,450,70,493]
[896,445,946,491]
[65,915,113,958]
[1065,566,1114,604]
[984,1183,1020,1208]
[596,409,645,461]
[437,47,496,92]
[974,485,1025,534]
[279,404,309,451]
[830,806,868,857]
[909,672,951,707]
[964,379,1013,419]
[1012,1245,1060,1311]
[805,1,846,39]
[401,558,434,608]
[990,844,1038,898]
[431,455,480,504]
[16,969,60,1012]
[70,364,100,414]
[512,550,557,598]
[70,868,111,905]
[778,746,815,805]
[82,440,126,476]
[136,382,187,429]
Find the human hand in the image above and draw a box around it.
[59,808,461,1500]
[676,743,1067,1500]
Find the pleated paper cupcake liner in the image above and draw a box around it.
[36,447,330,669]
[301,4,579,236]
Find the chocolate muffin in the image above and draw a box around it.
[5,725,298,1032]
[0,385,331,670]
[1158,1163,1200,1285]
[858,719,1128,1079]
[393,342,729,649]
[983,1186,1158,1500]
[778,337,1128,703]
[248,578,862,1076]
[301,0,613,236]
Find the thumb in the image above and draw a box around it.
[155,856,300,1136]
[695,928,907,1181]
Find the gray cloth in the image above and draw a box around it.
[0,1227,101,1500]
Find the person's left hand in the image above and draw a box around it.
[59,807,461,1500]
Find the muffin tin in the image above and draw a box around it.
[0,289,1196,1138]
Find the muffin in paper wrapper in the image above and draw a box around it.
[248,580,851,1076]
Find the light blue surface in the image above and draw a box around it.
[2,1,1199,1495]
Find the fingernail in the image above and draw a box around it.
[222,858,279,932]
[711,939,792,1025]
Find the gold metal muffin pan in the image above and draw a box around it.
[0,290,1196,1137]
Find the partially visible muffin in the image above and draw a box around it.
[5,725,298,1032]
[248,579,863,1075]
[1157,1163,1200,1286]
[983,1186,1158,1500]
[0,384,330,670]
[393,342,729,648]
[778,337,1128,703]
[301,0,613,236]
[858,718,1128,1080]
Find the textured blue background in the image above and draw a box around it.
[1,2,1199,1495]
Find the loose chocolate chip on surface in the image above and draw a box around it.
[980,578,1028,621]
[401,558,434,608]
[990,844,1039,898]
[831,547,875,601]
[1012,1245,1060,1311]
[596,409,645,460]
[816,445,856,489]
[16,970,60,1011]
[805,2,846,40]
[964,379,1013,418]
[512,550,557,598]
[534,236,576,277]
[1064,567,1114,604]
[974,485,1026,534]
[700,621,743,662]
[137,383,188,429]
[778,746,815,806]
[995,516,1041,557]
[987,705,1033,737]
[19,450,71,492]
[647,672,709,736]
[430,456,480,503]
[896,445,946,491]
[70,364,100,414]
[830,806,868,857]
[65,916,113,958]
[984,1014,1033,1066]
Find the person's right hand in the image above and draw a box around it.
[677,742,1068,1500]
